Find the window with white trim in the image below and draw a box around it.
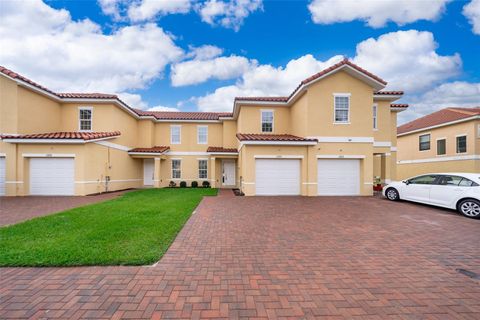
[456,135,467,153]
[172,159,181,179]
[170,125,181,144]
[419,134,430,151]
[372,104,378,129]
[198,160,208,179]
[197,126,208,144]
[79,107,92,131]
[437,139,446,155]
[334,94,350,123]
[261,110,273,132]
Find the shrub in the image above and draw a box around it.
[169,181,176,188]
[179,181,187,188]
[191,181,198,188]
[202,181,211,188]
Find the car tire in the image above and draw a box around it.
[458,199,480,219]
[385,188,399,201]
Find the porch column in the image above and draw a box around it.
[381,153,391,184]
[210,157,216,188]
[154,157,162,188]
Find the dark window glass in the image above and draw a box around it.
[437,139,446,155]
[408,175,438,185]
[456,136,467,153]
[419,134,430,151]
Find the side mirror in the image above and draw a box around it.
[403,180,410,185]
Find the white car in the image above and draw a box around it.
[383,173,480,219]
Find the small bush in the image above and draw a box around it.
[191,181,198,188]
[202,181,211,188]
[169,181,176,188]
[179,181,187,188]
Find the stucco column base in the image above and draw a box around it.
[210,157,216,188]
[154,157,162,188]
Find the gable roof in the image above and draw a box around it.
[397,107,480,136]
[128,146,170,154]
[234,58,392,111]
[0,131,120,143]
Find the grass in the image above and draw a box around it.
[0,188,217,267]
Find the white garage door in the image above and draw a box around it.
[255,159,300,195]
[0,157,5,196]
[30,158,75,195]
[317,159,360,195]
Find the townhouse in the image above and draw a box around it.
[0,59,407,196]
[397,107,480,179]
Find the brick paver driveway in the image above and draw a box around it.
[0,190,129,226]
[1,193,479,319]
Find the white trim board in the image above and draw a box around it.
[397,154,480,164]
[316,155,366,159]
[95,140,131,152]
[373,141,391,147]
[128,152,166,156]
[240,141,317,146]
[254,155,304,159]
[166,151,210,156]
[22,153,76,158]
[308,136,374,143]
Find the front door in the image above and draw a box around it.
[143,159,154,186]
[222,160,235,186]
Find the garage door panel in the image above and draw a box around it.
[255,159,300,195]
[317,159,360,196]
[0,157,5,196]
[30,158,75,195]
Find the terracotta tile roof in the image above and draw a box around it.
[398,107,480,135]
[1,131,120,140]
[235,58,389,104]
[128,146,170,153]
[234,97,289,102]
[375,91,404,95]
[57,93,118,99]
[236,133,318,142]
[134,109,233,120]
[0,66,58,96]
[206,147,238,153]
[391,104,409,109]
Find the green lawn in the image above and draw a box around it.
[0,188,217,267]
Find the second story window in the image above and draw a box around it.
[171,125,181,144]
[372,104,378,129]
[419,134,430,151]
[197,126,208,144]
[456,135,467,153]
[334,94,350,123]
[437,139,446,155]
[261,110,274,132]
[172,159,181,179]
[79,107,92,131]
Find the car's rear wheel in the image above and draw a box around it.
[385,188,399,201]
[458,199,480,219]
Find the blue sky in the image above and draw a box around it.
[1,0,479,124]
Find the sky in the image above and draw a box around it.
[0,0,479,124]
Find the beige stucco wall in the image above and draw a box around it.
[153,122,223,151]
[397,159,479,180]
[237,106,291,134]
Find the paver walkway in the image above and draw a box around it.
[1,195,479,319]
[0,190,130,226]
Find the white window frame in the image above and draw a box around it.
[261,110,274,133]
[198,159,208,179]
[372,104,378,130]
[197,126,208,145]
[171,159,181,179]
[170,125,181,144]
[436,137,446,156]
[78,107,93,132]
[419,133,431,151]
[333,93,351,124]
[456,134,467,154]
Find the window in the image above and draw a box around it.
[459,178,479,187]
[419,134,430,151]
[436,139,446,155]
[197,126,208,144]
[172,159,181,179]
[198,160,208,179]
[438,175,463,186]
[171,125,181,144]
[261,110,273,132]
[408,175,438,185]
[334,94,350,123]
[372,104,378,129]
[79,107,92,131]
[478,125,480,138]
[456,135,467,153]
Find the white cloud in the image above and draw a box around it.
[399,81,480,123]
[0,0,183,94]
[353,30,461,92]
[185,45,224,60]
[118,92,179,111]
[127,0,192,22]
[195,55,343,111]
[171,55,256,86]
[98,0,124,20]
[463,0,480,35]
[147,105,180,111]
[198,0,263,31]
[308,0,451,27]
